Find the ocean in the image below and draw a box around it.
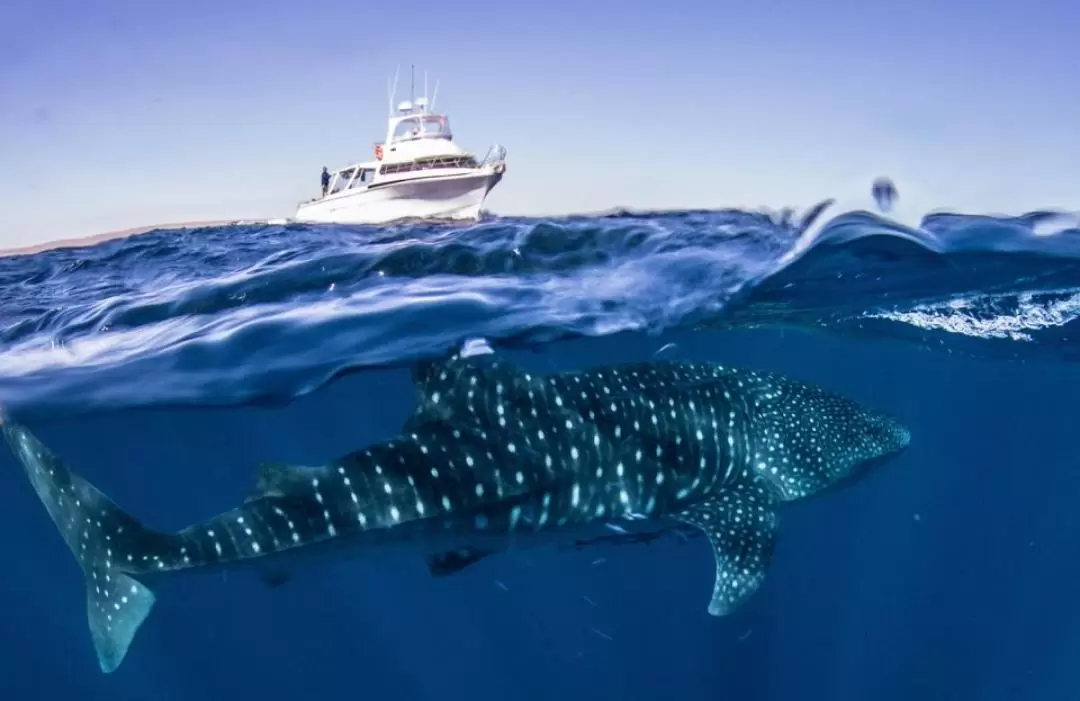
[2,202,1080,700]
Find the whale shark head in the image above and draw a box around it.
[747,371,911,501]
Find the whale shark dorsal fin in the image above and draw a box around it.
[247,462,322,502]
[410,338,495,392]
[405,343,490,431]
[405,339,546,433]
[675,481,780,616]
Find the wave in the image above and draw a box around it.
[1,202,1079,416]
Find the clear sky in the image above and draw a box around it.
[1,0,1077,246]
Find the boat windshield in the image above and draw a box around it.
[391,115,452,143]
[328,167,356,195]
[326,167,376,195]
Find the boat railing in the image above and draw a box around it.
[479,144,507,167]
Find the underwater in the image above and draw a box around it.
[3,205,1080,699]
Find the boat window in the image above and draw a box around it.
[391,115,453,143]
[379,155,479,175]
[349,168,376,188]
[420,115,450,138]
[392,118,422,142]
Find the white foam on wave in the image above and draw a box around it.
[865,292,1080,342]
[1032,212,1080,238]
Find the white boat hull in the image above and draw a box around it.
[295,170,503,224]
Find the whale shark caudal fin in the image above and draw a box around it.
[1,413,169,673]
[674,480,780,616]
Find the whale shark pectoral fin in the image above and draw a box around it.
[674,484,779,616]
[425,547,498,577]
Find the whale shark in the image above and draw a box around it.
[407,351,910,578]
[1,351,909,673]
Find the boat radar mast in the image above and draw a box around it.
[388,64,439,117]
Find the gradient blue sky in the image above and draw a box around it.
[2,0,1077,246]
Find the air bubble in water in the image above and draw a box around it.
[871,177,898,212]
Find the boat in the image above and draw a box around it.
[295,68,507,224]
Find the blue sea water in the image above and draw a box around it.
[3,202,1080,699]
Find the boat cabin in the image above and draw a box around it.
[320,97,481,196]
[375,98,470,162]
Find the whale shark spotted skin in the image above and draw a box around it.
[409,353,910,590]
[1,352,909,673]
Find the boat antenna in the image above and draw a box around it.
[430,79,440,112]
[410,64,415,106]
[387,65,400,117]
[424,70,428,111]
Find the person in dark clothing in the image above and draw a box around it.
[321,166,330,197]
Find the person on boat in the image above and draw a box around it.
[320,166,330,197]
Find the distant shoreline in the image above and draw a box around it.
[0,208,639,258]
[0,220,251,258]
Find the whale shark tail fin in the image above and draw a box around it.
[1,412,168,673]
